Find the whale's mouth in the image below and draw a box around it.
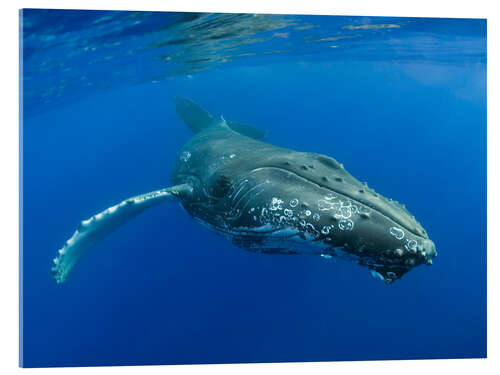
[250,165,427,239]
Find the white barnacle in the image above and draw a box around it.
[289,198,299,207]
[405,239,418,253]
[318,200,335,211]
[259,207,270,224]
[321,225,332,235]
[389,227,405,240]
[339,206,352,219]
[312,213,321,221]
[338,219,354,231]
[180,151,191,162]
[305,223,317,232]
[269,197,284,211]
[284,208,293,218]
[305,210,311,216]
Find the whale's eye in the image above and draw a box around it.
[212,174,232,197]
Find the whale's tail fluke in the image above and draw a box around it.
[174,96,266,140]
[51,184,193,284]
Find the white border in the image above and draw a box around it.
[1,1,495,374]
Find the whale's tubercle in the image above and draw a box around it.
[51,183,193,283]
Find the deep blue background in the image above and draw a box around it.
[21,11,486,367]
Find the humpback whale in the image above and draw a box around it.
[51,97,437,284]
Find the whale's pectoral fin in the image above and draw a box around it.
[174,96,266,140]
[51,183,194,284]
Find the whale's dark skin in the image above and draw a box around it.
[51,97,436,284]
[171,100,436,283]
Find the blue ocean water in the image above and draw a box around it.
[20,10,486,367]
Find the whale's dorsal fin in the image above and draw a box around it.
[174,96,265,140]
[51,183,193,284]
[174,96,218,133]
[226,120,266,140]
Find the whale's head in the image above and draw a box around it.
[273,152,437,283]
[202,149,437,284]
